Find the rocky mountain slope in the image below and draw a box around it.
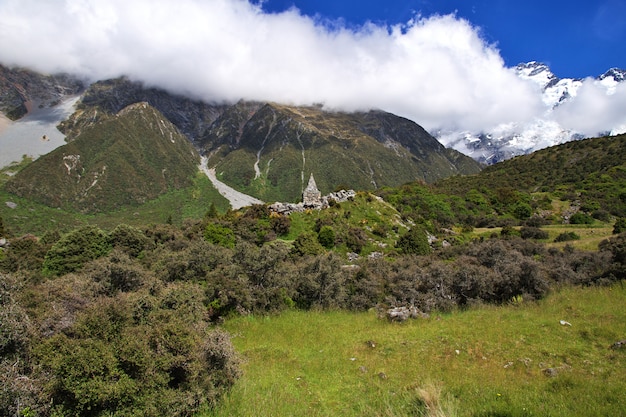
[200,101,481,202]
[5,102,200,213]
[0,64,84,120]
[54,79,481,204]
[437,62,626,164]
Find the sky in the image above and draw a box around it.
[261,0,626,79]
[0,0,625,136]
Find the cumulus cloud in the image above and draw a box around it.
[0,0,623,136]
[553,80,626,136]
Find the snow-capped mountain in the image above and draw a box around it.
[436,62,626,164]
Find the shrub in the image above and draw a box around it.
[295,253,347,309]
[43,226,112,276]
[396,226,431,255]
[570,212,594,224]
[35,287,240,417]
[613,218,626,234]
[270,215,291,236]
[520,226,549,240]
[554,232,580,242]
[317,226,336,249]
[109,224,152,257]
[204,222,236,249]
[292,232,325,257]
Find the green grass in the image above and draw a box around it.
[203,284,626,417]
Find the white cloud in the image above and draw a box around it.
[0,0,621,136]
[553,79,626,136]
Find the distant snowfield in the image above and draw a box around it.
[199,156,264,210]
[0,96,80,168]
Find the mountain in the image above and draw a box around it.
[58,77,227,143]
[437,62,626,164]
[55,80,481,203]
[5,102,200,213]
[0,64,84,120]
[199,101,482,202]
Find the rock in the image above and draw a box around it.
[386,306,429,322]
[5,201,17,209]
[543,367,559,377]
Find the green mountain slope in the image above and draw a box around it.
[202,102,482,202]
[437,133,626,217]
[5,102,200,213]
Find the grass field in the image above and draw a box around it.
[203,284,626,417]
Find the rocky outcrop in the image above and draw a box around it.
[269,187,356,215]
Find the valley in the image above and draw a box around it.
[1,64,625,417]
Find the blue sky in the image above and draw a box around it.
[261,0,626,78]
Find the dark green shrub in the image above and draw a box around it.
[520,226,549,240]
[295,253,347,309]
[43,226,112,276]
[554,232,580,242]
[613,218,626,234]
[109,224,152,257]
[317,226,336,249]
[35,287,240,417]
[396,226,431,255]
[592,209,611,222]
[512,202,533,220]
[270,215,291,236]
[570,212,594,225]
[292,232,325,257]
[344,227,368,254]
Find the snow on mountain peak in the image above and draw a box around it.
[436,62,626,164]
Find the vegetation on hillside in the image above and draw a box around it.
[1,128,626,416]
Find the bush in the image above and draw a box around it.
[317,226,336,249]
[43,226,112,276]
[570,212,594,225]
[396,226,431,255]
[204,222,236,249]
[520,226,549,240]
[613,218,626,234]
[292,232,325,257]
[554,232,580,242]
[35,286,240,417]
[109,224,152,257]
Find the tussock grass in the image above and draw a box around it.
[204,284,626,417]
